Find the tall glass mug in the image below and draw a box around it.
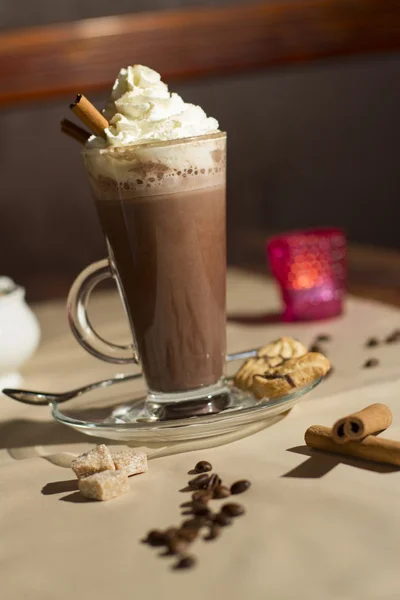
[68,132,227,403]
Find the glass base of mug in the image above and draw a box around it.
[147,379,229,405]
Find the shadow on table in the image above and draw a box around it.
[42,479,78,495]
[1,413,287,464]
[60,492,92,503]
[283,445,399,477]
[41,480,92,503]
[0,418,103,449]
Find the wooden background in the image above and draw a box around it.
[0,0,399,302]
[2,1,400,104]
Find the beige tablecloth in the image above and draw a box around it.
[1,270,400,600]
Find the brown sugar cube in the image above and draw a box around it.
[78,471,129,501]
[112,449,148,477]
[71,444,115,479]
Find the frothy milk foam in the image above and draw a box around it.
[85,132,226,200]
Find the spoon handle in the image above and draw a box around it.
[2,372,142,406]
[3,349,258,406]
[1,389,55,406]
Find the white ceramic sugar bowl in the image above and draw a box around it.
[0,277,40,389]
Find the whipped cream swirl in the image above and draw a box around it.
[87,65,219,148]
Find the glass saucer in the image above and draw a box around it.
[52,357,323,443]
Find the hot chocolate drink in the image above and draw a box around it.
[93,174,226,393]
[82,66,226,395]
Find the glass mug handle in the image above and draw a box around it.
[67,259,138,364]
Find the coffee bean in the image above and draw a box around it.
[309,343,323,354]
[213,485,230,499]
[181,516,208,530]
[366,337,379,347]
[145,529,168,547]
[164,527,179,541]
[204,524,221,541]
[316,334,331,342]
[191,502,211,517]
[191,489,211,504]
[188,473,209,489]
[176,528,198,542]
[174,555,196,569]
[214,512,232,527]
[167,537,189,555]
[386,330,400,344]
[206,473,220,491]
[363,358,379,368]
[221,502,245,517]
[231,480,251,495]
[194,460,212,473]
[144,466,253,570]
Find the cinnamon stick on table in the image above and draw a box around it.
[345,403,392,440]
[70,94,108,138]
[305,425,400,467]
[332,403,392,444]
[331,416,349,444]
[60,119,90,145]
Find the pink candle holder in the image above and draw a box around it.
[266,228,347,321]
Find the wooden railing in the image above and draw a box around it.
[1,0,399,106]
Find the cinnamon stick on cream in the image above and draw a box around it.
[332,403,392,444]
[60,119,90,145]
[305,425,400,467]
[69,94,108,138]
